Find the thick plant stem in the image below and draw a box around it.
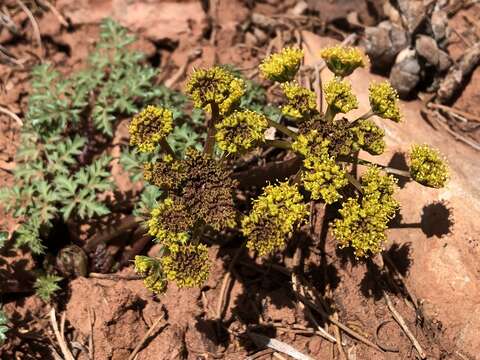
[324,105,335,123]
[264,139,292,150]
[347,110,375,128]
[204,103,220,155]
[345,172,362,193]
[267,118,298,139]
[354,110,375,123]
[340,156,411,178]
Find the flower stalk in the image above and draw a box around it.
[266,117,298,139]
[204,102,220,155]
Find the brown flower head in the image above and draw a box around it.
[177,148,239,231]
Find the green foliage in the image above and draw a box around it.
[55,155,113,220]
[0,308,8,345]
[133,184,163,218]
[34,274,62,302]
[2,19,203,254]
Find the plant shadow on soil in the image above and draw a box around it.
[388,151,411,188]
[389,201,454,238]
[194,195,454,353]
[194,222,343,352]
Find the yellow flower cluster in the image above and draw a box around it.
[129,105,173,153]
[134,256,167,293]
[281,81,318,119]
[369,81,401,122]
[324,78,358,114]
[161,244,210,288]
[320,45,366,77]
[241,182,308,256]
[147,197,192,251]
[185,66,245,115]
[349,119,385,155]
[293,132,348,204]
[259,47,304,83]
[333,166,398,257]
[215,109,268,154]
[409,144,449,188]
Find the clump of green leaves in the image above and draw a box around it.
[128,44,449,293]
[34,274,62,302]
[0,19,203,254]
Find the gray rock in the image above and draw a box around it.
[437,50,452,72]
[364,21,409,70]
[389,49,421,98]
[416,35,440,67]
[396,0,427,34]
[415,35,452,72]
[431,9,448,42]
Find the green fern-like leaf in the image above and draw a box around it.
[3,18,201,254]
[119,147,158,183]
[34,274,62,302]
[133,184,163,218]
[57,155,113,221]
[15,218,46,254]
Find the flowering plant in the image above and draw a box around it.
[128,46,449,292]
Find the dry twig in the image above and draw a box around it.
[0,105,23,126]
[247,348,274,360]
[128,312,166,360]
[290,248,337,344]
[164,48,202,88]
[297,294,383,352]
[15,0,43,59]
[88,307,95,360]
[382,253,418,311]
[216,244,245,322]
[248,332,314,360]
[383,292,427,359]
[437,41,480,104]
[375,320,400,353]
[0,44,24,67]
[428,103,480,123]
[88,272,141,281]
[429,109,480,151]
[49,308,75,360]
[333,312,347,360]
[37,0,68,26]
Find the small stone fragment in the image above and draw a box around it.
[253,27,268,45]
[431,9,448,43]
[437,50,452,72]
[389,49,421,98]
[364,21,409,70]
[396,0,427,34]
[416,35,440,67]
